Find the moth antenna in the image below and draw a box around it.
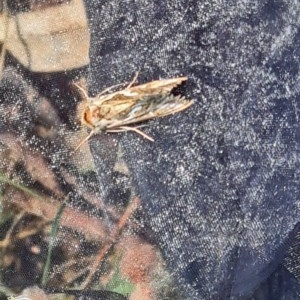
[73,82,90,102]
[74,130,95,151]
[96,83,126,97]
[97,71,140,96]
[118,126,154,142]
[126,71,140,89]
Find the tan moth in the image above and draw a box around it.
[74,73,194,150]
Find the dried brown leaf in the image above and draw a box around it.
[0,0,89,72]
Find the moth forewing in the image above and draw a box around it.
[75,75,194,149]
[105,95,194,129]
[128,76,188,94]
[88,76,188,105]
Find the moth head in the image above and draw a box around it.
[82,106,95,129]
[81,104,110,131]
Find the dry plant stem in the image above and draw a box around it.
[9,188,108,240]
[0,212,25,248]
[81,197,140,289]
[0,0,9,79]
[16,222,49,240]
[47,256,94,287]
[65,264,94,285]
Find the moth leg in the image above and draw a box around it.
[97,71,139,95]
[74,130,95,151]
[109,126,154,142]
[96,83,126,97]
[126,71,139,89]
[73,82,90,102]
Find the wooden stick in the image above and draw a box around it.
[81,197,140,289]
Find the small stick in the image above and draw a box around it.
[0,212,25,249]
[0,0,9,80]
[81,197,140,289]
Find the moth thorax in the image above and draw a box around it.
[82,107,96,128]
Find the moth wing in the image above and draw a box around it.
[106,94,194,129]
[128,77,188,95]
[94,95,146,120]
[90,77,187,105]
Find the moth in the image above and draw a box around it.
[74,73,194,150]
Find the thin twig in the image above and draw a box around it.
[0,212,25,248]
[0,0,9,79]
[81,197,140,289]
[41,200,67,287]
